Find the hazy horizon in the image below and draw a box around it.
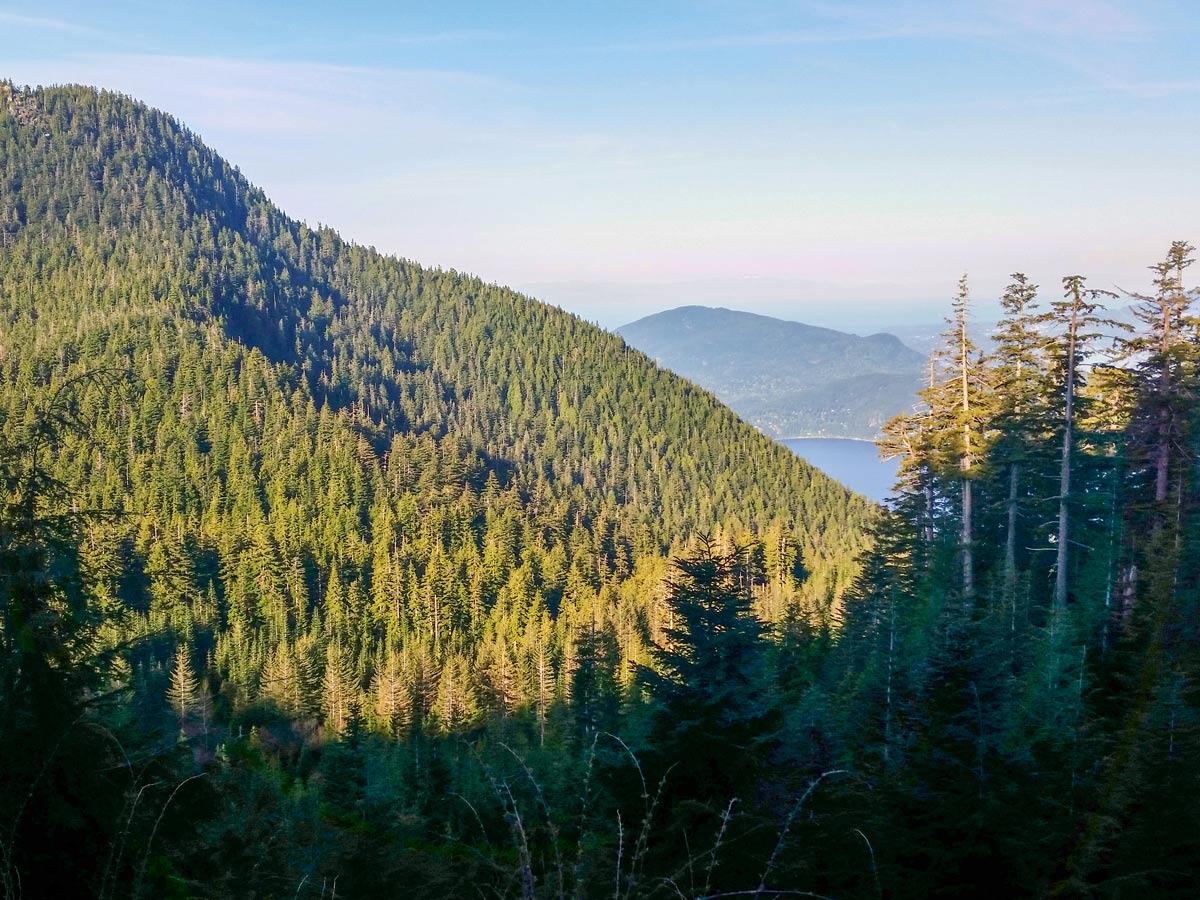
[6,0,1196,325]
[524,276,996,333]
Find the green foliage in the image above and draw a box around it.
[641,540,780,794]
[0,82,871,898]
[0,84,869,743]
[836,245,1200,897]
[4,80,1199,900]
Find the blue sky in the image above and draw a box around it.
[4,1,1198,328]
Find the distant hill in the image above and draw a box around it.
[618,305,925,438]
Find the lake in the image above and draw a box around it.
[781,437,898,503]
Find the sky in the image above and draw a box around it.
[4,0,1198,330]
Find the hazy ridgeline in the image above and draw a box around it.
[2,83,1198,898]
[618,305,924,440]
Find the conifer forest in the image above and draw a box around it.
[2,83,1198,899]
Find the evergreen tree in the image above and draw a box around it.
[640,539,781,805]
[1049,276,1117,615]
[946,276,981,606]
[0,375,127,898]
[5,78,1198,900]
[1121,241,1197,509]
[322,641,359,738]
[986,273,1052,602]
[167,642,202,720]
[570,614,620,743]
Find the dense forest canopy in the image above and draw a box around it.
[0,78,869,698]
[2,82,1198,899]
[0,81,868,898]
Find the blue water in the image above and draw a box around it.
[781,438,897,503]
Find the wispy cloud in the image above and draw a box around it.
[983,0,1149,40]
[0,9,98,34]
[591,1,1152,56]
[5,53,523,138]
[248,27,520,61]
[4,3,1192,294]
[1105,78,1200,98]
[802,0,1151,43]
[335,29,517,47]
[589,28,899,53]
[785,0,1177,98]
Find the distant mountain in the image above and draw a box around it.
[877,321,944,358]
[617,305,925,438]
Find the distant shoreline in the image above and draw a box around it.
[778,435,878,443]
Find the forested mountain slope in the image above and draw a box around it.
[0,79,868,724]
[10,81,1195,900]
[0,80,869,617]
[618,305,924,438]
[0,81,874,896]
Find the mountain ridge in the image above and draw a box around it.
[0,81,867,900]
[617,304,924,439]
[0,80,872,648]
